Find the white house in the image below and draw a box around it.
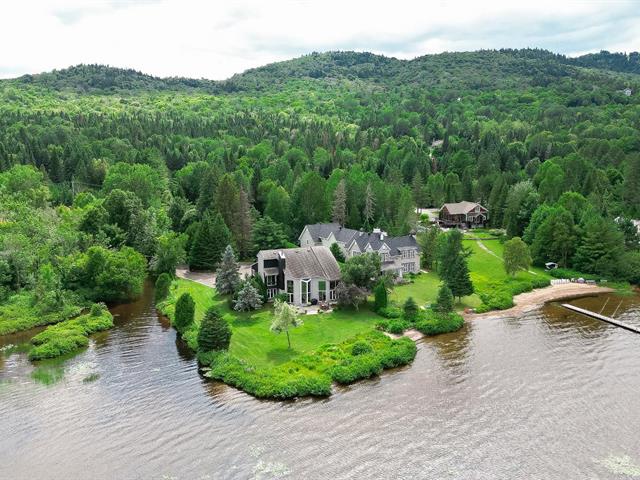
[253,246,341,306]
[299,223,421,277]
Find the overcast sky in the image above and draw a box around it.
[1,0,639,80]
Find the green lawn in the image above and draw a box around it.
[160,279,380,367]
[390,271,481,311]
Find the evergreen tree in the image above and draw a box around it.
[252,216,288,255]
[215,245,240,295]
[196,166,221,214]
[573,216,625,276]
[174,292,195,334]
[373,280,388,312]
[403,296,419,321]
[330,242,346,263]
[251,274,269,303]
[331,178,347,226]
[435,284,454,314]
[233,281,263,311]
[188,211,231,271]
[363,182,376,229]
[197,307,232,351]
[448,255,474,301]
[411,171,425,207]
[235,189,253,259]
[154,273,171,302]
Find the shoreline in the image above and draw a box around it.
[464,283,614,320]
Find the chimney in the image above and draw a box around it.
[277,251,286,290]
[380,231,387,240]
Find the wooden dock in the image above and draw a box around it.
[561,303,640,334]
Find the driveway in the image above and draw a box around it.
[175,263,254,289]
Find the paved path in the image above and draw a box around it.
[175,263,254,289]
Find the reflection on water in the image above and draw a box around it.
[1,283,639,479]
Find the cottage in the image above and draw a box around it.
[438,201,488,228]
[253,246,340,306]
[299,223,421,277]
[623,88,632,97]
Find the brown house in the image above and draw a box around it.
[439,201,488,228]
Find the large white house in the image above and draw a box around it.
[253,246,341,306]
[299,223,421,277]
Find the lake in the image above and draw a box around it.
[1,283,639,479]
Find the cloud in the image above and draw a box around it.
[0,0,639,79]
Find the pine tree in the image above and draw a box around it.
[363,181,376,229]
[215,245,240,294]
[188,211,231,271]
[197,307,232,351]
[235,189,253,259]
[448,255,474,301]
[411,171,425,207]
[373,280,388,312]
[403,296,419,321]
[174,292,195,334]
[233,281,263,311]
[331,178,347,226]
[330,242,346,263]
[435,284,454,314]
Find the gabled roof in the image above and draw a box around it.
[440,201,486,215]
[300,223,360,244]
[349,232,418,256]
[259,246,341,280]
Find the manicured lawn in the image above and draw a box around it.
[390,271,481,311]
[161,279,381,367]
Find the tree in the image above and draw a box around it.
[331,178,347,226]
[154,273,172,302]
[215,245,240,295]
[335,282,369,310]
[251,216,288,255]
[373,280,388,312]
[270,299,303,349]
[438,230,474,301]
[503,237,532,276]
[188,211,231,271]
[341,253,381,289]
[174,292,195,334]
[150,232,186,276]
[448,255,474,301]
[292,171,328,231]
[504,181,538,238]
[330,242,345,263]
[363,181,376,229]
[403,297,419,321]
[530,208,576,266]
[233,281,263,311]
[235,189,253,259]
[417,225,441,270]
[264,186,291,227]
[197,307,231,351]
[435,284,454,314]
[102,162,166,208]
[573,216,625,277]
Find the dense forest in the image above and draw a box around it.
[0,48,639,327]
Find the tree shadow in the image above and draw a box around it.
[265,345,300,364]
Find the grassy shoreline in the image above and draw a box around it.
[0,292,85,336]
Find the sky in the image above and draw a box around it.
[1,0,639,80]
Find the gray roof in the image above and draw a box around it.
[440,201,485,215]
[260,246,341,280]
[302,223,360,244]
[350,232,418,256]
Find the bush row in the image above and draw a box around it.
[29,305,113,360]
[476,277,550,313]
[202,331,417,399]
[415,311,464,336]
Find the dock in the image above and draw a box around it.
[561,303,640,334]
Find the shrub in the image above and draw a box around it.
[403,297,419,321]
[29,310,114,360]
[174,292,195,334]
[434,284,454,313]
[377,305,402,319]
[373,280,388,312]
[387,319,410,334]
[197,307,231,352]
[415,311,464,336]
[351,340,373,356]
[89,302,107,316]
[154,273,172,302]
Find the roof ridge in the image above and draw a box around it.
[310,245,331,278]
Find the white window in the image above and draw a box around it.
[402,262,415,273]
[380,252,387,262]
[301,279,310,305]
[267,288,278,299]
[318,280,327,301]
[329,280,338,301]
[402,249,415,259]
[266,275,277,286]
[286,280,294,303]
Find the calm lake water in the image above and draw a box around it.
[1,283,640,479]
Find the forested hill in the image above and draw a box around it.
[0,46,639,319]
[10,49,640,94]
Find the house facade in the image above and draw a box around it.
[438,201,488,228]
[253,246,341,306]
[299,223,421,277]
